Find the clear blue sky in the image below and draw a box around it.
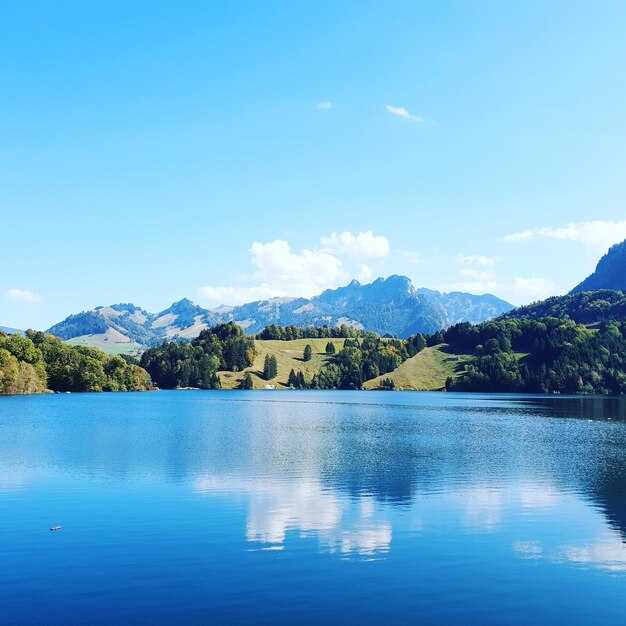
[2,1,626,329]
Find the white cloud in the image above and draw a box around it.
[511,277,558,301]
[385,104,422,122]
[448,265,502,294]
[198,231,392,306]
[320,231,390,259]
[401,250,426,265]
[249,239,345,287]
[503,220,626,253]
[6,288,40,304]
[449,279,503,294]
[449,246,559,303]
[457,254,497,267]
[199,238,348,306]
[502,230,534,242]
[459,268,496,281]
[357,264,373,283]
[197,284,277,305]
[317,101,333,110]
[447,274,558,303]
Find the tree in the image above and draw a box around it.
[407,334,427,355]
[287,369,298,388]
[0,348,18,394]
[427,330,445,347]
[239,372,254,389]
[140,323,256,390]
[325,341,336,355]
[263,354,277,379]
[194,323,255,371]
[286,369,307,389]
[303,344,313,361]
[297,371,306,388]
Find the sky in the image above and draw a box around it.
[2,0,626,330]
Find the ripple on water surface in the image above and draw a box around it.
[1,390,626,623]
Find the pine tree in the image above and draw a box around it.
[239,372,253,389]
[263,354,276,380]
[303,344,312,361]
[325,341,336,355]
[287,369,298,387]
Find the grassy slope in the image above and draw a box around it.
[363,346,530,391]
[64,335,479,390]
[62,333,530,390]
[66,334,143,356]
[219,338,347,389]
[220,340,476,391]
[363,344,471,391]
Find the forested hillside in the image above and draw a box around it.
[500,290,626,325]
[0,330,152,394]
[140,322,255,389]
[444,319,626,394]
[11,305,626,396]
[140,322,429,390]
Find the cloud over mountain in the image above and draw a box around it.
[199,231,389,306]
[503,220,626,253]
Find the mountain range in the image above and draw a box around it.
[0,326,25,336]
[10,238,626,351]
[45,275,513,347]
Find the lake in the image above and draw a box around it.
[2,391,626,624]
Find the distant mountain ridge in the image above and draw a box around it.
[571,238,626,293]
[46,275,514,347]
[0,326,25,336]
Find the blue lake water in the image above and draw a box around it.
[2,391,626,624]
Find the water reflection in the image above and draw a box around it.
[2,391,626,572]
[191,468,626,572]
[193,474,392,556]
[555,529,626,572]
[521,395,626,422]
[0,468,31,492]
[513,540,543,559]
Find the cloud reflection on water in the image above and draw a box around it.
[193,474,393,556]
[193,471,626,572]
[3,391,626,576]
[557,530,626,572]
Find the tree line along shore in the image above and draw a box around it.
[4,306,626,396]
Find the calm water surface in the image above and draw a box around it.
[2,391,626,624]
